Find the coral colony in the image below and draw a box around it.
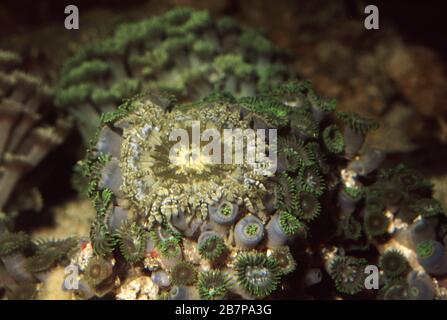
[0,7,446,300]
[55,7,291,145]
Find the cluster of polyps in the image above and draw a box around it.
[0,50,71,214]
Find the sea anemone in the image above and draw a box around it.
[410,198,444,218]
[268,246,296,275]
[273,172,299,213]
[416,240,447,276]
[297,165,326,196]
[24,253,58,274]
[329,255,367,295]
[296,191,321,221]
[209,201,239,226]
[336,111,379,158]
[170,261,197,286]
[379,278,409,300]
[84,256,113,287]
[379,250,409,278]
[197,269,232,300]
[406,271,435,300]
[115,221,147,263]
[363,210,391,237]
[197,231,226,261]
[234,215,265,249]
[169,286,190,300]
[90,220,115,256]
[233,252,281,298]
[289,110,319,140]
[157,238,182,269]
[278,136,314,171]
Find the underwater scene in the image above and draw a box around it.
[1,0,447,301]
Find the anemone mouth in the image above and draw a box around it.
[197,270,231,300]
[198,234,226,260]
[391,166,427,192]
[234,252,281,297]
[159,238,181,258]
[171,261,197,286]
[212,201,239,224]
[380,250,408,277]
[297,166,325,196]
[278,211,303,237]
[85,256,113,287]
[416,241,435,259]
[364,212,390,237]
[243,222,263,239]
[297,191,320,221]
[119,101,267,225]
[380,187,403,207]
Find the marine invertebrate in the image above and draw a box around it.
[197,231,226,261]
[233,252,281,298]
[336,111,379,159]
[363,210,391,237]
[416,240,447,276]
[266,211,305,247]
[379,249,409,278]
[115,221,147,263]
[80,79,447,300]
[409,198,444,218]
[90,219,115,256]
[0,231,30,256]
[322,124,345,154]
[0,49,71,215]
[268,246,296,275]
[272,172,299,213]
[234,215,265,249]
[329,255,367,295]
[296,191,321,221]
[379,277,409,300]
[406,271,435,300]
[170,261,197,286]
[55,7,291,145]
[0,231,33,283]
[297,165,326,196]
[24,237,78,275]
[84,256,113,287]
[197,269,232,300]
